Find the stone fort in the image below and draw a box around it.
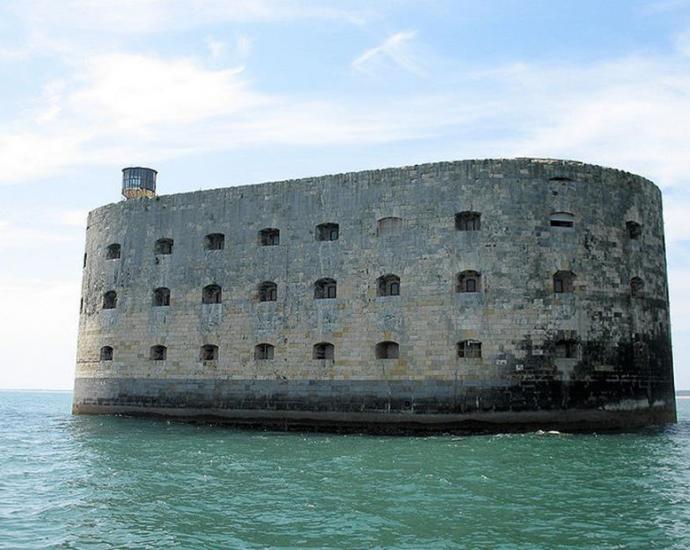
[73,158,676,432]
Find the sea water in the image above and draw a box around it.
[1,391,689,549]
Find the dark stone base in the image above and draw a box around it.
[73,376,677,434]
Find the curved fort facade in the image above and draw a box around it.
[73,158,676,432]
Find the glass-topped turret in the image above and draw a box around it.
[122,167,157,199]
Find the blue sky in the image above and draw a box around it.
[1,0,689,390]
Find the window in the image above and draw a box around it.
[314,278,337,299]
[155,238,174,255]
[200,344,218,361]
[255,343,274,360]
[316,223,339,241]
[627,221,642,239]
[102,291,117,309]
[549,212,574,229]
[100,346,113,361]
[549,176,573,182]
[202,284,222,304]
[631,277,645,297]
[259,228,280,246]
[377,274,400,297]
[376,217,402,236]
[555,339,578,359]
[553,271,575,294]
[313,342,334,360]
[83,252,87,268]
[457,340,481,359]
[457,271,481,293]
[204,233,225,250]
[455,211,481,231]
[153,287,170,306]
[258,281,277,302]
[375,341,399,359]
[150,345,167,361]
[79,297,83,313]
[106,243,121,259]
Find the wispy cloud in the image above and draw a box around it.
[206,34,253,62]
[4,47,690,217]
[352,30,425,77]
[675,28,690,56]
[0,49,493,184]
[0,220,75,248]
[8,0,371,36]
[638,0,690,15]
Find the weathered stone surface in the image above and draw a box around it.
[73,158,676,433]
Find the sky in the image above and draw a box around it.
[0,0,689,390]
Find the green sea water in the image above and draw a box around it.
[1,392,689,549]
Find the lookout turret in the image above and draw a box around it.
[122,167,157,199]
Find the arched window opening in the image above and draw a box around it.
[106,243,121,260]
[457,271,481,293]
[259,228,280,246]
[553,271,576,294]
[258,281,277,302]
[314,278,337,299]
[202,284,222,304]
[375,341,399,359]
[153,287,170,306]
[457,340,482,359]
[555,339,578,359]
[155,238,174,255]
[316,223,339,241]
[200,344,218,361]
[549,212,574,229]
[102,291,117,309]
[150,345,167,361]
[313,342,334,360]
[255,343,274,360]
[376,216,402,237]
[455,211,481,231]
[100,346,113,361]
[631,277,645,297]
[204,233,225,250]
[377,274,400,297]
[626,221,642,239]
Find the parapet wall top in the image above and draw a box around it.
[122,167,157,199]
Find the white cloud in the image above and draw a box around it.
[675,28,690,56]
[9,0,370,35]
[206,37,227,60]
[3,48,690,210]
[639,0,690,14]
[669,268,690,331]
[70,54,261,129]
[206,34,253,62]
[54,209,88,227]
[0,278,79,390]
[235,34,253,59]
[352,30,425,76]
[664,202,690,244]
[460,56,690,189]
[0,220,74,249]
[0,50,494,184]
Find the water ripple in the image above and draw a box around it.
[0,392,689,549]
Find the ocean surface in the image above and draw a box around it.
[1,392,689,549]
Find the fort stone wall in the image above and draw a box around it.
[73,158,676,432]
